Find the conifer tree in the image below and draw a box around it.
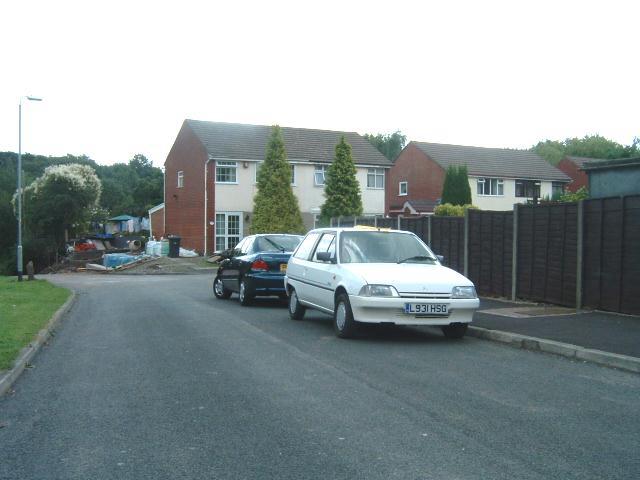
[441,166,457,205]
[320,136,363,221]
[441,165,471,205]
[457,165,472,205]
[251,126,305,234]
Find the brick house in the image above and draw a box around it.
[386,142,570,215]
[556,155,606,192]
[164,119,391,254]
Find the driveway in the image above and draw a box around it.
[1,274,638,479]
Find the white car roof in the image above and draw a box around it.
[308,227,415,235]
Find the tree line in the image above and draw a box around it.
[0,152,163,274]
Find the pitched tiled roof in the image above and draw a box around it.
[185,119,392,167]
[565,155,608,168]
[413,142,570,182]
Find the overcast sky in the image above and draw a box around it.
[2,0,638,168]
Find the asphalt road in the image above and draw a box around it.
[1,274,638,480]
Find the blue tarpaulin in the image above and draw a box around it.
[103,253,142,268]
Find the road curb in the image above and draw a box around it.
[468,326,640,374]
[0,290,77,397]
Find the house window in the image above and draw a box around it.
[367,168,385,189]
[399,181,408,196]
[552,182,565,199]
[314,165,328,186]
[215,212,242,251]
[177,171,184,188]
[255,162,295,185]
[515,179,541,198]
[216,161,237,183]
[477,178,504,196]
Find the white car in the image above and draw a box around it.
[284,227,480,338]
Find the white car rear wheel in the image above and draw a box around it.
[289,289,305,320]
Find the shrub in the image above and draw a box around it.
[434,203,478,217]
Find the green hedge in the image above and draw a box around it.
[434,203,478,217]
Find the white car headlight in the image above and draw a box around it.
[359,284,400,297]
[451,286,477,299]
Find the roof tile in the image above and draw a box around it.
[186,119,391,167]
[413,141,570,181]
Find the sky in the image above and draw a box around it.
[1,0,638,168]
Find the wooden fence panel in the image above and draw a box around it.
[583,195,640,315]
[430,216,465,273]
[467,210,513,298]
[400,217,429,241]
[516,204,577,306]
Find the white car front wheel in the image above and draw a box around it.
[334,293,357,338]
[441,323,468,339]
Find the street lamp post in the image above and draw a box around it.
[17,96,42,281]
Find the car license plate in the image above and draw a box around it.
[280,263,287,272]
[404,303,449,316]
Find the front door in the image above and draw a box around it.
[215,212,243,252]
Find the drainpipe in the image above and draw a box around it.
[204,158,214,256]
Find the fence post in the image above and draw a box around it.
[511,204,519,301]
[463,209,469,277]
[576,200,584,310]
[427,215,432,246]
[330,217,334,228]
[353,215,358,226]
[337,216,342,227]
[374,216,378,228]
[397,215,401,230]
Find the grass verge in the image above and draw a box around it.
[0,277,70,371]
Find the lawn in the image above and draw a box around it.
[0,277,70,371]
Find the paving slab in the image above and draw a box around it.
[475,298,640,358]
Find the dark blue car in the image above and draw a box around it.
[213,234,303,306]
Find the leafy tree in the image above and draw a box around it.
[251,126,305,234]
[96,154,163,216]
[441,165,472,205]
[364,131,407,161]
[533,135,640,165]
[321,136,363,220]
[19,164,102,248]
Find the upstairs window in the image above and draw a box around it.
[477,177,504,196]
[177,171,184,188]
[399,181,408,196]
[367,168,385,189]
[515,179,540,198]
[314,165,328,186]
[216,161,237,184]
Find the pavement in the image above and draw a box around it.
[475,298,640,358]
[0,274,638,480]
